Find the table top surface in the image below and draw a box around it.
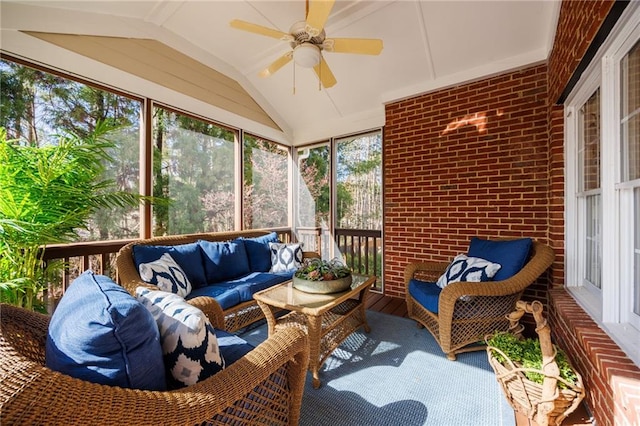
[253,274,376,316]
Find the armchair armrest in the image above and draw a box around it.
[404,261,449,286]
[1,304,310,426]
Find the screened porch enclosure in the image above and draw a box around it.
[0,57,383,311]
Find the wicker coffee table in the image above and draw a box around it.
[253,274,375,388]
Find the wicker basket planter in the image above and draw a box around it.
[486,300,585,426]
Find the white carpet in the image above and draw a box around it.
[239,310,515,426]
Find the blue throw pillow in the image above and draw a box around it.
[133,242,207,289]
[238,232,280,272]
[136,287,225,389]
[467,237,532,281]
[137,252,192,297]
[436,254,502,289]
[199,239,251,283]
[45,271,166,391]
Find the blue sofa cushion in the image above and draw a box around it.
[435,254,502,289]
[467,237,532,281]
[45,271,166,391]
[133,242,207,289]
[232,272,293,302]
[187,283,241,310]
[238,232,280,272]
[136,287,225,389]
[199,240,251,283]
[409,278,442,314]
[216,330,254,365]
[187,272,292,306]
[137,252,192,297]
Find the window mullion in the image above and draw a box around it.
[601,54,620,322]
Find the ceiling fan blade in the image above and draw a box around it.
[259,52,293,78]
[313,56,337,88]
[306,0,335,35]
[230,19,290,40]
[324,38,383,55]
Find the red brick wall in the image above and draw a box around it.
[383,64,549,299]
[546,1,639,425]
[384,1,640,425]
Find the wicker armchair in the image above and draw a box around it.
[116,229,319,332]
[405,241,555,360]
[0,303,309,425]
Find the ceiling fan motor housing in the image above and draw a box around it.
[289,21,326,49]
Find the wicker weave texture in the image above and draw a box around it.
[0,303,309,426]
[115,229,318,332]
[404,241,555,360]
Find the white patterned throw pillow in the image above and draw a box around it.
[436,254,502,289]
[269,242,303,273]
[138,252,192,297]
[135,287,225,389]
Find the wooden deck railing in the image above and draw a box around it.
[39,227,381,312]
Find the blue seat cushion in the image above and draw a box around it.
[133,242,207,289]
[45,271,166,391]
[199,240,251,283]
[187,282,241,310]
[467,237,532,281]
[187,272,292,307]
[217,330,255,365]
[237,232,280,272]
[408,278,442,314]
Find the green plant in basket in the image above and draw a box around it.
[294,258,351,281]
[487,331,579,389]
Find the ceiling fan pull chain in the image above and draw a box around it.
[293,63,296,95]
[318,62,322,91]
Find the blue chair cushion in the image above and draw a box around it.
[45,271,166,391]
[216,330,254,365]
[237,232,280,272]
[133,242,207,289]
[409,278,442,314]
[467,237,532,281]
[199,240,251,283]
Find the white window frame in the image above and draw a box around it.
[565,2,640,366]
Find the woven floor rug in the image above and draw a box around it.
[239,310,515,426]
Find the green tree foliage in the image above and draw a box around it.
[243,135,288,229]
[0,59,142,241]
[0,124,144,310]
[153,107,236,235]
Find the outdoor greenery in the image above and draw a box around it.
[0,123,149,310]
[294,258,351,281]
[0,58,384,292]
[487,331,579,389]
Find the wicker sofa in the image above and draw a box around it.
[405,239,555,360]
[116,229,319,332]
[0,303,309,425]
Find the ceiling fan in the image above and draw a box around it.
[230,0,383,89]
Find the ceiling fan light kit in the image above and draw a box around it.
[230,0,382,89]
[293,43,321,68]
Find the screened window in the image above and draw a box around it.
[296,143,330,253]
[243,134,289,229]
[152,106,236,235]
[0,59,141,241]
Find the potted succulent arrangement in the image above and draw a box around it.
[486,300,585,426]
[293,258,352,294]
